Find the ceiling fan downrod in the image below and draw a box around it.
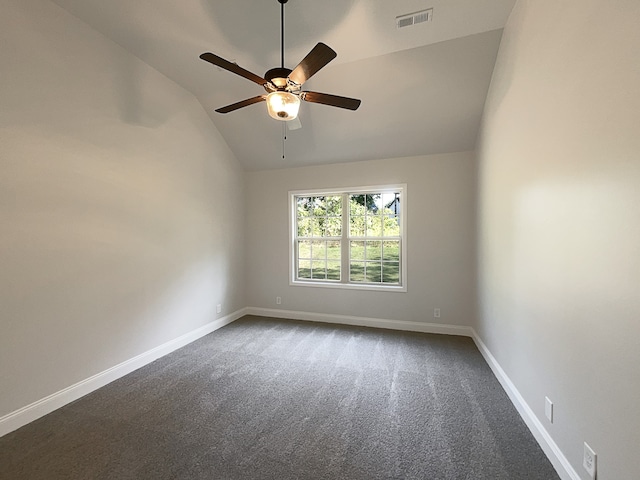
[279,1,289,158]
[279,0,288,69]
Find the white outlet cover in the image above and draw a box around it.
[545,397,553,423]
[216,304,222,314]
[583,442,597,478]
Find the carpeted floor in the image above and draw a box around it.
[0,315,560,479]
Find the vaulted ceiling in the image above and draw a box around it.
[50,0,515,170]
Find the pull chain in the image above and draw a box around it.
[282,123,286,159]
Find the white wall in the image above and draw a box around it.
[0,0,245,418]
[476,1,640,479]
[246,153,476,327]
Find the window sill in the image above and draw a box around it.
[290,279,407,293]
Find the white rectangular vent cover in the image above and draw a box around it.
[396,8,433,28]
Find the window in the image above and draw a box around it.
[290,185,406,291]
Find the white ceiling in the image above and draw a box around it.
[50,0,516,170]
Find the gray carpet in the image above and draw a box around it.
[0,315,560,479]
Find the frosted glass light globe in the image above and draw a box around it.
[266,91,300,121]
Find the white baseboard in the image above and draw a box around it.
[0,308,247,438]
[471,330,580,480]
[245,306,475,337]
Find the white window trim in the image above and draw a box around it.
[289,184,407,292]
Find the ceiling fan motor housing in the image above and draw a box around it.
[264,67,294,90]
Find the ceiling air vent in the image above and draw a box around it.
[396,8,433,29]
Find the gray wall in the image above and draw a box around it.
[475,1,640,478]
[246,153,477,327]
[0,0,246,417]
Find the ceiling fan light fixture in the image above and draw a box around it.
[266,91,300,121]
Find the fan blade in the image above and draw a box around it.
[288,43,337,86]
[301,91,361,111]
[200,52,267,86]
[215,95,266,114]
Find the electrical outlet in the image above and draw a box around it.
[434,308,441,318]
[583,442,597,479]
[545,397,553,423]
[216,304,222,314]
[276,296,282,305]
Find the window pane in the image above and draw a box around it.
[327,261,341,280]
[311,241,326,259]
[350,241,365,261]
[327,241,341,260]
[320,221,329,238]
[383,241,400,262]
[298,240,311,259]
[367,194,380,212]
[382,192,400,215]
[311,261,326,279]
[298,260,311,279]
[365,241,382,260]
[312,196,327,215]
[350,215,365,237]
[310,217,322,236]
[382,262,400,283]
[365,263,382,283]
[326,196,342,216]
[350,261,365,282]
[325,216,342,236]
[383,215,400,236]
[297,218,311,237]
[367,216,382,237]
[350,195,366,215]
[297,196,312,216]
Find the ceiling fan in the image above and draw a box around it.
[199,0,361,122]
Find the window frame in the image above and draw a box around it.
[289,184,407,292]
